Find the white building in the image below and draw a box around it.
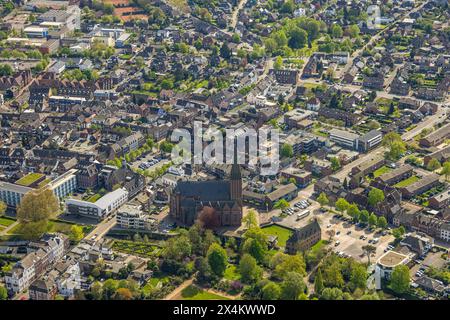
[329,129,360,150]
[374,250,410,290]
[439,223,450,242]
[65,188,128,220]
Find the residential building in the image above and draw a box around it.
[375,164,414,185]
[65,188,129,220]
[285,219,321,254]
[357,130,382,152]
[329,129,360,150]
[116,204,154,230]
[399,173,440,199]
[419,124,450,148]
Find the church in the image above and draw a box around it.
[169,162,243,227]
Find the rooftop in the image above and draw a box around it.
[378,250,409,268]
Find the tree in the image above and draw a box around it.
[207,243,228,277]
[426,158,441,171]
[239,253,261,284]
[262,282,281,300]
[347,24,360,38]
[231,33,240,43]
[317,192,329,208]
[242,210,258,229]
[280,0,295,14]
[390,265,410,295]
[377,216,388,229]
[368,213,378,227]
[359,210,369,224]
[314,268,324,294]
[114,288,133,300]
[197,206,220,229]
[69,225,84,243]
[331,24,343,38]
[0,286,7,300]
[280,143,293,158]
[274,56,283,70]
[273,254,306,280]
[274,199,290,210]
[347,203,360,221]
[288,27,307,49]
[330,157,341,171]
[0,64,13,76]
[392,226,406,240]
[362,245,376,265]
[18,220,48,240]
[280,272,306,300]
[441,161,450,181]
[17,188,59,223]
[220,42,231,59]
[335,198,349,213]
[0,200,6,215]
[368,188,385,207]
[321,287,344,300]
[382,132,406,161]
[163,235,192,261]
[350,264,367,291]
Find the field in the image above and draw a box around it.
[181,285,230,300]
[261,225,293,247]
[394,176,420,188]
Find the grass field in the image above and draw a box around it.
[181,285,230,300]
[261,225,293,247]
[373,166,391,178]
[0,217,16,227]
[394,176,420,188]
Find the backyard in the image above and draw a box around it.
[394,176,420,188]
[180,285,230,300]
[112,239,161,258]
[373,166,391,178]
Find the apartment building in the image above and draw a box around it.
[419,123,450,148]
[400,173,440,199]
[357,130,383,152]
[5,234,69,294]
[375,164,414,185]
[116,204,154,230]
[65,188,128,220]
[329,129,360,150]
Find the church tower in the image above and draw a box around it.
[230,155,242,202]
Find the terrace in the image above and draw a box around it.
[15,173,44,187]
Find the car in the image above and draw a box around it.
[347,231,352,235]
[359,235,365,240]
[294,208,300,212]
[335,241,340,247]
[336,231,341,235]
[327,224,332,228]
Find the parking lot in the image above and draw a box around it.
[131,153,169,172]
[318,212,395,263]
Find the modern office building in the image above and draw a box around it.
[357,130,383,152]
[329,129,360,150]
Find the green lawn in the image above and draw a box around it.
[181,285,230,300]
[15,173,44,186]
[394,176,420,188]
[223,264,240,281]
[0,217,16,227]
[7,220,93,236]
[112,240,159,258]
[373,166,391,178]
[262,225,293,247]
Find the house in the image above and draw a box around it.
[351,156,385,176]
[375,164,414,186]
[400,233,434,256]
[399,173,440,199]
[419,124,450,148]
[29,278,57,300]
[306,97,320,111]
[280,168,312,188]
[428,190,450,210]
[318,107,361,127]
[415,276,447,296]
[270,69,299,85]
[285,219,321,254]
[375,250,410,289]
[363,73,384,90]
[423,145,450,166]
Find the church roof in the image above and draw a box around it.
[175,180,231,201]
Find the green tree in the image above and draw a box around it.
[368,188,385,207]
[220,42,231,59]
[362,245,376,265]
[273,254,306,280]
[314,268,324,294]
[321,287,344,300]
[335,198,349,213]
[382,132,406,161]
[288,27,308,49]
[281,272,306,300]
[207,243,228,277]
[347,203,360,221]
[347,24,360,38]
[350,264,367,291]
[0,285,7,300]
[280,143,293,158]
[368,213,378,227]
[441,161,450,181]
[242,210,258,229]
[274,56,283,70]
[0,200,6,215]
[274,199,290,210]
[377,216,388,229]
[69,225,84,243]
[390,265,410,295]
[262,281,281,300]
[426,158,441,171]
[0,64,13,76]
[317,192,329,208]
[17,188,59,222]
[331,24,344,38]
[163,235,192,261]
[359,210,369,224]
[280,0,295,14]
[239,253,261,284]
[330,157,341,171]
[231,33,240,43]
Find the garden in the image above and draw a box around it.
[112,240,161,258]
[261,224,294,247]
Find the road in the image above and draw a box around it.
[230,0,247,30]
[0,221,19,236]
[85,216,117,241]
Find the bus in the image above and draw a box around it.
[296,210,310,221]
